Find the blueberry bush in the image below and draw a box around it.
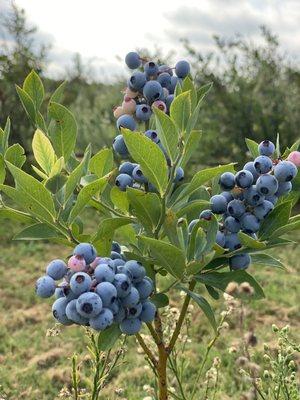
[1,52,300,400]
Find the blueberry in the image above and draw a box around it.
[210,194,228,214]
[66,299,89,325]
[135,278,154,300]
[224,216,241,233]
[165,94,174,111]
[144,61,159,79]
[132,165,148,184]
[36,275,56,298]
[219,172,235,190]
[139,301,156,323]
[90,308,114,331]
[274,161,298,182]
[258,140,275,156]
[145,130,160,143]
[52,298,73,325]
[143,81,163,103]
[188,219,199,232]
[152,100,167,113]
[200,209,213,220]
[256,174,278,196]
[254,156,273,174]
[70,272,92,296]
[124,260,146,283]
[95,282,117,307]
[125,52,141,69]
[175,60,190,78]
[113,135,129,157]
[119,162,137,176]
[110,251,122,260]
[240,213,260,233]
[120,318,142,335]
[276,181,292,197]
[112,258,126,269]
[235,170,253,188]
[221,191,234,203]
[73,243,97,265]
[113,303,126,323]
[227,199,245,218]
[243,161,260,182]
[127,302,143,319]
[116,265,133,278]
[116,114,137,131]
[174,167,184,183]
[157,72,172,89]
[55,283,78,301]
[128,71,147,92]
[244,186,265,206]
[46,259,67,280]
[94,264,115,283]
[158,64,173,75]
[216,231,226,247]
[170,76,181,93]
[253,200,274,220]
[229,253,251,270]
[76,292,102,318]
[115,173,133,191]
[265,194,278,205]
[225,233,242,251]
[136,104,152,121]
[113,273,132,298]
[121,287,140,307]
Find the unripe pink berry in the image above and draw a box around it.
[122,97,136,114]
[287,151,300,167]
[113,106,125,119]
[90,256,102,270]
[125,87,138,98]
[152,100,167,113]
[68,255,86,272]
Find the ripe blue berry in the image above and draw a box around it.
[144,61,159,78]
[139,301,156,323]
[128,71,147,92]
[224,216,241,233]
[132,165,148,184]
[136,278,154,299]
[240,213,260,233]
[253,200,274,220]
[95,282,117,308]
[73,243,97,265]
[276,181,292,196]
[145,130,160,143]
[36,275,56,298]
[225,233,242,251]
[265,194,278,205]
[136,104,152,121]
[115,173,133,191]
[127,302,143,319]
[216,231,226,247]
[219,172,235,190]
[244,186,265,206]
[121,287,140,308]
[113,135,129,157]
[52,298,72,325]
[229,253,251,270]
[113,303,126,323]
[258,140,275,156]
[200,209,213,220]
[113,273,132,298]
[76,292,102,318]
[243,161,260,182]
[124,260,146,283]
[165,94,174,111]
[119,162,137,176]
[210,194,228,214]
[120,318,142,335]
[90,308,114,331]
[174,167,184,183]
[158,64,173,75]
[170,76,181,93]
[221,191,234,203]
[256,174,278,196]
[235,170,253,188]
[94,264,115,283]
[143,81,163,103]
[125,52,141,69]
[46,259,67,280]
[175,60,190,78]
[157,72,172,89]
[70,272,92,296]
[254,156,273,174]
[110,251,122,260]
[274,160,297,182]
[66,299,89,325]
[116,114,137,131]
[227,199,245,218]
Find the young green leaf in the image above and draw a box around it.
[16,85,36,124]
[245,138,260,158]
[186,83,212,135]
[110,186,129,213]
[0,154,5,184]
[23,70,44,110]
[153,107,179,162]
[49,157,64,178]
[181,76,197,110]
[122,129,168,196]
[89,148,114,178]
[170,91,191,132]
[49,81,67,104]
[32,129,56,174]
[5,144,26,168]
[181,130,202,167]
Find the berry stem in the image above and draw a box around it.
[136,333,157,368]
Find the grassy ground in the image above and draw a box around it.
[0,218,299,400]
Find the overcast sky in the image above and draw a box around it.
[2,0,300,80]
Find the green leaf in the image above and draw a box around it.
[49,81,67,104]
[32,129,56,174]
[45,174,67,193]
[275,133,280,159]
[178,285,217,332]
[259,201,292,240]
[195,270,265,299]
[5,162,56,223]
[23,70,44,110]
[174,81,182,97]
[238,232,266,250]
[110,186,129,213]
[270,219,300,238]
[245,138,259,158]
[153,107,179,162]
[98,324,121,351]
[196,82,213,102]
[0,208,35,224]
[122,129,168,196]
[49,157,64,178]
[93,217,133,243]
[175,200,210,219]
[68,176,109,223]
[5,144,26,168]
[181,130,202,167]
[174,164,236,204]
[32,165,48,180]
[16,85,36,124]
[151,293,169,308]
[186,83,212,135]
[48,102,77,163]
[89,148,114,177]
[181,76,197,110]
[127,188,161,233]
[250,253,285,269]
[0,154,5,184]
[139,236,186,279]
[170,91,191,132]
[14,223,64,240]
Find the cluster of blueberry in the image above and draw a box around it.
[113,52,189,191]
[189,140,298,270]
[35,242,156,335]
